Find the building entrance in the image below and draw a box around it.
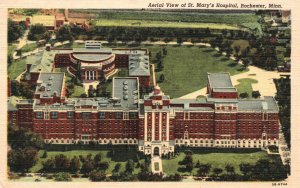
[154,147,160,156]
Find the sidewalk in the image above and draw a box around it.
[151,156,163,174]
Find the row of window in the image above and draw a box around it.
[35,111,138,119]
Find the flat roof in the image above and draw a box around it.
[72,53,113,62]
[35,72,65,99]
[28,50,56,73]
[238,97,278,112]
[213,88,237,92]
[208,72,234,89]
[113,78,139,109]
[32,15,55,27]
[128,54,150,76]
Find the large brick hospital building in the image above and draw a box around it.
[8,44,279,156]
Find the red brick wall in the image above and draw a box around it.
[211,91,238,99]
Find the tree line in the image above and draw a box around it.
[170,149,287,181]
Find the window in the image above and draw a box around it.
[50,111,58,119]
[36,111,44,119]
[67,111,74,119]
[115,112,122,119]
[129,112,137,119]
[99,112,105,119]
[82,112,91,119]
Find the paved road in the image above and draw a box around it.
[151,156,163,174]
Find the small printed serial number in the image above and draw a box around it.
[272,182,287,186]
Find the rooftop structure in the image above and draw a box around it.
[31,15,55,28]
[208,72,235,89]
[128,54,150,76]
[35,72,65,103]
[112,77,139,109]
[237,96,279,112]
[207,72,238,98]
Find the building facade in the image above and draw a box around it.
[23,42,151,88]
[8,72,279,157]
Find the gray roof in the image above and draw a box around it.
[73,48,112,53]
[72,53,113,62]
[75,98,98,107]
[238,97,278,112]
[28,50,56,73]
[208,72,234,89]
[128,55,150,76]
[213,88,237,92]
[35,73,64,99]
[206,97,238,103]
[112,49,147,55]
[113,78,139,109]
[170,99,214,111]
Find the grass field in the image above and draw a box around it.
[163,150,277,175]
[21,43,39,53]
[71,85,85,97]
[152,46,247,98]
[30,150,144,175]
[235,78,258,96]
[94,19,240,30]
[8,58,27,79]
[77,9,260,30]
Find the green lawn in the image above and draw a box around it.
[235,78,258,96]
[21,43,39,53]
[163,150,276,175]
[31,149,144,175]
[83,10,259,29]
[8,58,27,79]
[153,46,248,98]
[71,85,85,97]
[94,19,240,30]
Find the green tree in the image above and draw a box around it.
[69,156,81,173]
[56,25,74,42]
[28,24,47,41]
[99,162,109,172]
[125,159,135,174]
[197,163,211,177]
[8,18,25,43]
[177,37,183,45]
[186,161,194,174]
[89,170,106,181]
[225,164,235,175]
[159,74,165,82]
[213,167,223,177]
[41,150,48,158]
[239,163,253,178]
[42,158,55,172]
[54,154,70,171]
[113,163,121,173]
[8,147,38,172]
[54,172,72,181]
[81,160,95,175]
[8,125,44,149]
[242,57,250,69]
[94,153,102,168]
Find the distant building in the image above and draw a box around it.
[23,41,151,87]
[31,15,56,30]
[9,72,279,156]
